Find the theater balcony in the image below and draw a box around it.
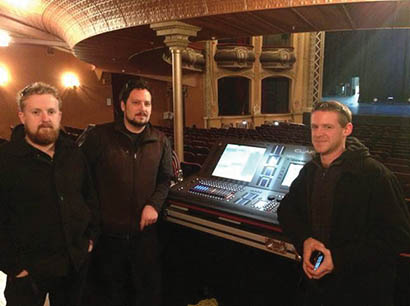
[260,46,296,70]
[128,43,205,76]
[214,43,255,70]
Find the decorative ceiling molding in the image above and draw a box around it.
[1,1,410,47]
[0,0,409,74]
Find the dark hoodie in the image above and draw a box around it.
[310,137,371,246]
[278,137,410,305]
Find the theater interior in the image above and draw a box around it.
[0,0,410,305]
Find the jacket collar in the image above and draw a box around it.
[113,120,159,143]
[9,124,74,157]
[310,137,369,175]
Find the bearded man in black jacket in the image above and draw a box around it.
[82,79,173,306]
[0,82,100,306]
[278,101,410,306]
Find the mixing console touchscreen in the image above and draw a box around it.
[168,140,314,225]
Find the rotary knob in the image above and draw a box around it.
[267,194,275,201]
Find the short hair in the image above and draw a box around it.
[17,82,62,111]
[119,78,152,104]
[312,100,352,127]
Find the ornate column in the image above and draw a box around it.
[151,21,200,162]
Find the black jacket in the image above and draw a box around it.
[278,137,410,305]
[0,127,100,278]
[81,121,173,235]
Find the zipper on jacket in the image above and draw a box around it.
[120,129,140,234]
[131,145,139,233]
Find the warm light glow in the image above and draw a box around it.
[5,0,32,9]
[62,72,80,88]
[4,0,41,14]
[0,30,11,47]
[0,65,10,86]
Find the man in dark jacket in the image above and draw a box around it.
[0,82,100,306]
[82,79,173,306]
[278,101,410,306]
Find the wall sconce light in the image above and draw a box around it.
[0,65,10,86]
[62,72,80,88]
[0,30,11,47]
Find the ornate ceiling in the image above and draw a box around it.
[1,0,409,74]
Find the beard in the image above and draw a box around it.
[25,124,60,146]
[125,112,149,128]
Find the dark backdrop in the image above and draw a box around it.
[218,77,250,116]
[261,77,290,114]
[323,29,410,103]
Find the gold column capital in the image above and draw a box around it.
[150,21,201,49]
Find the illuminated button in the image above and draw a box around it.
[267,155,279,166]
[254,200,268,210]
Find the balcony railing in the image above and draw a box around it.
[260,47,296,70]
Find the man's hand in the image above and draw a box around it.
[88,240,94,253]
[302,237,334,280]
[139,205,158,231]
[16,269,29,278]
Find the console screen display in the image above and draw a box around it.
[212,144,266,182]
[281,163,304,187]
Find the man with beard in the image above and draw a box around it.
[0,82,100,306]
[82,78,173,306]
[278,101,410,306]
